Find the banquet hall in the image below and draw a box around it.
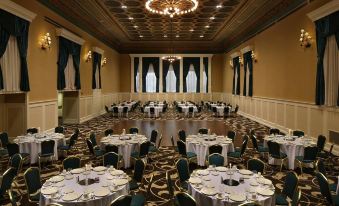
[0,0,338,205]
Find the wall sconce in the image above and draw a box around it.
[101,57,107,67]
[239,56,243,66]
[300,29,311,48]
[86,51,92,62]
[229,60,233,68]
[40,32,51,49]
[251,51,257,62]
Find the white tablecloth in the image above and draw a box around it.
[13,133,65,164]
[180,106,198,116]
[264,136,316,170]
[40,168,129,206]
[188,168,275,206]
[144,106,163,117]
[186,135,234,166]
[100,134,148,168]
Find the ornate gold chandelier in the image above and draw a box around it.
[145,0,199,18]
[162,55,181,63]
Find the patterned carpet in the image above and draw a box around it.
[1,108,338,205]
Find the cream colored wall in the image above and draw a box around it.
[211,54,224,92]
[119,54,131,93]
[223,0,329,103]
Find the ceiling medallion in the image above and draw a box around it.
[145,0,199,18]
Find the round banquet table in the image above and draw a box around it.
[186,135,234,166]
[13,133,65,164]
[180,106,198,116]
[263,135,316,170]
[188,168,275,206]
[100,134,148,168]
[39,167,129,206]
[144,106,163,117]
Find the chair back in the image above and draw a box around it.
[317,135,326,152]
[150,130,158,144]
[178,130,186,142]
[234,105,239,113]
[175,192,196,206]
[9,153,23,175]
[212,107,217,113]
[293,130,304,137]
[269,128,280,135]
[63,156,81,170]
[6,143,19,157]
[208,153,224,166]
[139,141,150,158]
[24,168,41,198]
[54,126,64,134]
[166,171,174,199]
[41,140,55,155]
[110,195,132,206]
[0,132,9,148]
[150,107,155,114]
[123,107,128,113]
[316,160,327,176]
[104,129,114,136]
[303,146,318,161]
[133,159,146,182]
[291,189,301,206]
[267,141,281,158]
[282,172,299,199]
[129,127,139,134]
[170,135,175,147]
[315,172,332,204]
[227,131,236,142]
[208,145,222,154]
[176,158,190,182]
[68,132,77,148]
[189,107,194,113]
[177,140,187,157]
[103,152,119,168]
[247,159,265,173]
[86,139,95,155]
[240,135,249,156]
[27,128,38,134]
[113,107,119,113]
[89,132,97,147]
[105,145,119,154]
[198,128,209,134]
[250,135,259,151]
[0,167,16,196]
[224,107,230,113]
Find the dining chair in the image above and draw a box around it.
[175,192,196,206]
[295,146,318,175]
[89,132,99,149]
[177,140,197,163]
[129,127,139,134]
[198,128,209,134]
[316,160,337,192]
[207,153,224,167]
[227,130,236,142]
[86,139,104,159]
[227,135,248,162]
[269,128,280,135]
[212,106,218,117]
[247,158,265,174]
[251,135,268,157]
[230,105,239,117]
[149,107,155,118]
[208,144,223,154]
[188,107,194,118]
[24,167,41,203]
[0,132,9,148]
[54,126,64,134]
[166,171,175,204]
[175,158,190,191]
[38,140,55,169]
[62,156,81,170]
[316,172,339,205]
[267,141,287,171]
[131,194,146,206]
[8,188,17,206]
[0,167,16,199]
[223,106,230,119]
[275,171,298,205]
[6,143,30,162]
[149,130,158,149]
[131,141,151,162]
[112,107,119,118]
[27,128,38,134]
[104,129,114,136]
[291,189,302,206]
[110,195,132,206]
[105,144,119,154]
[178,130,186,142]
[9,153,23,175]
[129,159,146,190]
[57,131,77,155]
[292,130,304,137]
[316,135,326,153]
[103,152,122,169]
[122,106,128,118]
[105,105,112,117]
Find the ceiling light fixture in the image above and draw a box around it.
[139,35,143,38]
[210,16,215,20]
[164,35,168,38]
[121,5,127,9]
[200,35,204,38]
[216,4,222,8]
[134,25,138,28]
[205,25,210,28]
[145,0,199,18]
[128,17,134,20]
[176,34,179,38]
[190,29,194,32]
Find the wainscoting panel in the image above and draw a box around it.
[28,100,57,133]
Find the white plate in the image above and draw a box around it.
[197,170,209,176]
[202,176,211,181]
[257,188,274,196]
[63,192,81,201]
[55,182,65,187]
[113,179,129,186]
[106,176,114,180]
[250,181,259,186]
[41,187,58,195]
[63,188,74,194]
[238,169,253,175]
[94,187,110,197]
[215,167,227,172]
[189,177,202,184]
[201,188,217,196]
[71,168,84,174]
[258,178,272,185]
[110,170,124,176]
[229,194,246,202]
[50,176,64,182]
[93,166,106,172]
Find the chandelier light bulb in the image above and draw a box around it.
[145,0,198,17]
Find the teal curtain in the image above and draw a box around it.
[57,37,82,90]
[162,60,169,92]
[134,57,139,92]
[314,11,339,105]
[173,60,180,92]
[142,57,159,92]
[232,57,240,95]
[243,51,253,96]
[92,52,102,89]
[203,57,208,92]
[183,57,200,93]
[0,9,31,91]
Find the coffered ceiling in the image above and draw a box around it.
[39,0,307,53]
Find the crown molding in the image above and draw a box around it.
[92,47,104,55]
[56,28,85,45]
[307,0,339,22]
[241,45,253,54]
[230,52,240,58]
[0,0,36,22]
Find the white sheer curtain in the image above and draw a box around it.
[135,71,140,92]
[234,66,238,95]
[0,36,21,92]
[64,55,76,90]
[95,64,100,89]
[146,63,157,93]
[202,67,207,93]
[324,35,339,106]
[166,63,176,92]
[186,64,197,93]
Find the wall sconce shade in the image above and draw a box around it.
[300,29,312,48]
[40,32,51,49]
[101,57,107,67]
[229,60,233,68]
[251,51,257,62]
[86,51,92,62]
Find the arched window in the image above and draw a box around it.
[166,63,176,92]
[186,64,197,93]
[146,63,157,92]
